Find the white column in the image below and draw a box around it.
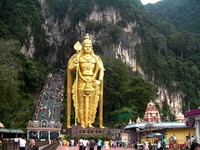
[27,130,30,140]
[196,120,200,143]
[48,131,51,140]
[37,131,40,140]
[58,131,61,138]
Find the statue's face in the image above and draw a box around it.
[83,43,92,54]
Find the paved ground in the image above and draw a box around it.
[56,146,134,150]
[39,145,49,150]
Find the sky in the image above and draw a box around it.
[140,0,161,5]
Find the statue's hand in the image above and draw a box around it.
[95,80,101,85]
[92,80,101,87]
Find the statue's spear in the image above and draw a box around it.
[73,41,82,125]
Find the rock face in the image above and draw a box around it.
[20,37,35,58]
[38,0,73,67]
[38,0,141,70]
[156,86,185,116]
[37,0,183,115]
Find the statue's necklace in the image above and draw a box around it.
[82,55,93,62]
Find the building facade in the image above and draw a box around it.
[185,108,200,143]
[124,101,195,147]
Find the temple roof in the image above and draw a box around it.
[124,121,189,130]
[176,112,185,122]
[0,128,25,133]
[143,101,161,122]
[185,108,200,117]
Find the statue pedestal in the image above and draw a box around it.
[66,125,120,138]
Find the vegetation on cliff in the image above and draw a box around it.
[0,0,200,128]
[141,0,200,111]
[146,0,200,33]
[0,39,47,128]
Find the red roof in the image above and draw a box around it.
[185,108,200,117]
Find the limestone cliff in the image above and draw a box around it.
[37,0,183,115]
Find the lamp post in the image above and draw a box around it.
[136,128,140,144]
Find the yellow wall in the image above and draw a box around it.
[166,128,195,144]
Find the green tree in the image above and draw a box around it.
[0,39,47,128]
[110,107,136,128]
[102,58,156,127]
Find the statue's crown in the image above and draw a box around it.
[83,33,92,45]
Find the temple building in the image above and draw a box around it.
[124,101,195,148]
[143,101,161,122]
[185,108,200,143]
[176,112,185,122]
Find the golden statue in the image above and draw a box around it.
[67,34,104,128]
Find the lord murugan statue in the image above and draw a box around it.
[67,34,104,128]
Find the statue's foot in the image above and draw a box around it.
[99,126,105,129]
[67,126,71,128]
[88,124,95,128]
[81,125,85,128]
